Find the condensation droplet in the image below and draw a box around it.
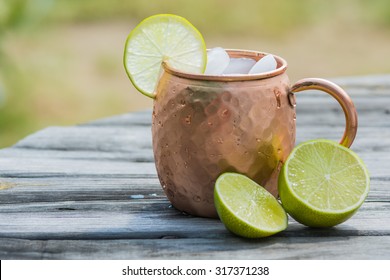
[276,160,283,171]
[273,88,281,109]
[185,115,192,125]
[220,109,229,117]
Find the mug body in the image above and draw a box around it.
[152,50,296,218]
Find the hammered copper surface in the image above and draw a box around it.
[152,50,295,218]
[152,50,357,218]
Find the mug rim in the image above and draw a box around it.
[162,49,288,81]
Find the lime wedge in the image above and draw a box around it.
[123,14,207,98]
[214,173,288,238]
[278,139,370,227]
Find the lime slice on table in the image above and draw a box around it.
[123,14,207,98]
[214,173,288,238]
[278,139,370,227]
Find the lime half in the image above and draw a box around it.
[123,14,207,98]
[214,173,288,238]
[278,139,370,227]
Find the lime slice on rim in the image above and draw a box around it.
[214,173,288,238]
[123,14,207,98]
[278,139,370,227]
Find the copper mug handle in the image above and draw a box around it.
[291,78,358,148]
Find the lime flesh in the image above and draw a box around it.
[278,139,370,227]
[214,173,287,238]
[123,14,207,98]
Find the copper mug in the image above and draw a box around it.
[152,49,357,218]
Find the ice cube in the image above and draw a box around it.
[204,47,230,75]
[248,54,277,74]
[223,58,256,75]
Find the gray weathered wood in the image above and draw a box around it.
[1,236,390,260]
[0,75,389,259]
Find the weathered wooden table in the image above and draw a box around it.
[0,75,389,259]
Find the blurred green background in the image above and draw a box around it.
[1,0,390,148]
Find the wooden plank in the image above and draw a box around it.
[0,147,154,162]
[7,115,390,157]
[331,74,390,95]
[2,136,389,165]
[0,150,388,178]
[13,126,153,152]
[3,124,390,156]
[84,110,152,127]
[1,235,389,259]
[0,157,156,177]
[0,201,388,240]
[10,118,389,156]
[0,176,163,205]
[0,174,387,203]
